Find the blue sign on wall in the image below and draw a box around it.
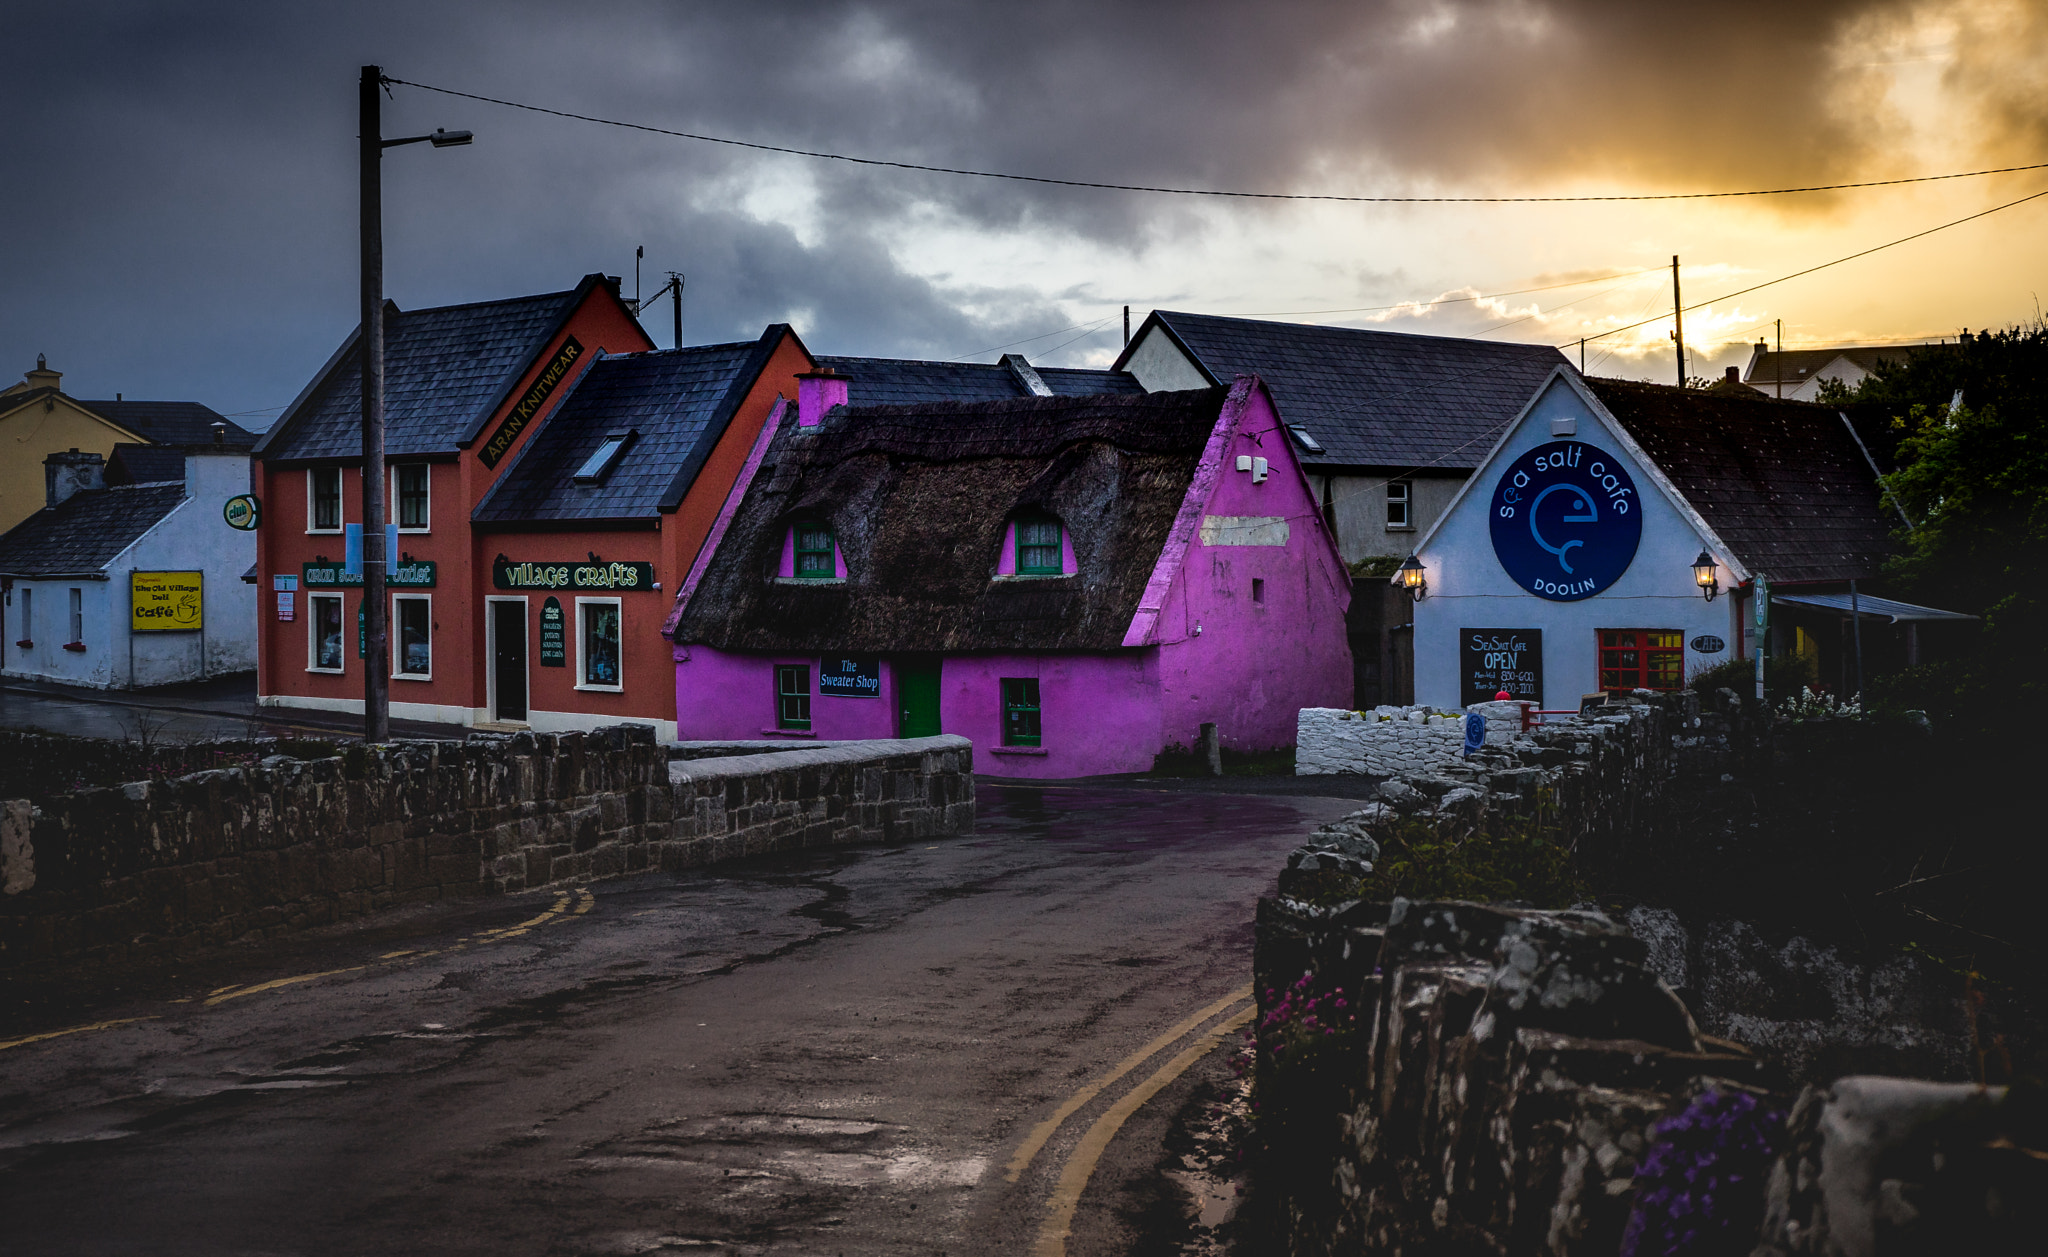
[818,655,882,697]
[1489,440,1643,601]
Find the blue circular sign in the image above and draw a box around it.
[1489,441,1642,601]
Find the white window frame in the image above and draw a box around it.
[485,595,529,724]
[1386,479,1413,530]
[391,463,431,533]
[574,595,624,692]
[391,592,432,681]
[306,466,344,534]
[307,592,346,673]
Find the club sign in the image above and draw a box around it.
[1489,440,1642,601]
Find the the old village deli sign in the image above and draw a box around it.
[478,336,583,468]
[492,558,656,592]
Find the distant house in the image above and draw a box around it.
[1410,371,1969,708]
[0,446,255,688]
[1113,311,1570,706]
[665,374,1352,777]
[0,356,256,533]
[1740,341,1948,402]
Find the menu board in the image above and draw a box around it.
[539,597,566,667]
[1460,628,1542,706]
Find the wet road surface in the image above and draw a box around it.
[0,783,1358,1256]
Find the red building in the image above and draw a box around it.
[253,275,810,739]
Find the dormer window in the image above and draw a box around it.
[794,523,837,579]
[574,430,636,484]
[1015,513,1063,576]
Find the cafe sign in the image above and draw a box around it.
[302,560,436,588]
[1459,628,1542,706]
[492,559,655,592]
[131,570,203,632]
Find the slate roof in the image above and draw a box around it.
[257,278,600,463]
[668,388,1226,653]
[0,483,186,578]
[811,355,1141,405]
[1117,311,1570,471]
[473,331,783,524]
[105,443,186,486]
[76,400,255,448]
[1584,377,1895,584]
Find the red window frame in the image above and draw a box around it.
[1598,629,1684,693]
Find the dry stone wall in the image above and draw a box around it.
[1295,702,1525,776]
[0,729,972,971]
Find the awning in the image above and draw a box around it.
[1773,592,1977,623]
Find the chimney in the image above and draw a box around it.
[24,353,61,393]
[1000,353,1053,397]
[795,368,848,427]
[1724,366,1741,383]
[45,448,105,509]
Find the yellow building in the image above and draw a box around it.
[0,356,255,533]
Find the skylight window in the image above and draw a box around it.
[1288,426,1324,453]
[573,430,636,484]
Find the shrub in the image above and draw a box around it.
[1354,802,1587,908]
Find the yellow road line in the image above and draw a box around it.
[1033,1004,1257,1257]
[1005,984,1252,1183]
[0,1016,160,1053]
[476,893,571,940]
[572,888,594,914]
[203,966,363,1006]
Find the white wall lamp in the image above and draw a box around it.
[1397,554,1428,602]
[1692,550,1720,601]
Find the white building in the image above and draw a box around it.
[0,448,255,688]
[1409,368,1922,708]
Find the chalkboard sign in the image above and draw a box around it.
[1460,628,1542,706]
[539,597,566,667]
[818,655,882,698]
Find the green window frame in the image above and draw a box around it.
[1001,677,1041,746]
[1015,514,1063,575]
[777,664,812,730]
[794,524,836,579]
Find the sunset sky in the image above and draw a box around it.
[6,0,2046,421]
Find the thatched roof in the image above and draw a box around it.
[667,388,1227,653]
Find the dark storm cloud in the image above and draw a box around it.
[2,0,2024,415]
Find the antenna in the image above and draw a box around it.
[668,271,684,349]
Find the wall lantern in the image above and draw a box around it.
[1396,554,1428,602]
[1692,550,1720,601]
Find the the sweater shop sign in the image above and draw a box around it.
[1489,440,1642,601]
[1460,628,1542,706]
[818,655,882,698]
[301,560,437,588]
[478,336,583,468]
[492,559,655,592]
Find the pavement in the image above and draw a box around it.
[0,672,486,742]
[0,782,1364,1256]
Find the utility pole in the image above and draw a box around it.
[1123,305,1130,348]
[1775,318,1783,399]
[360,65,390,743]
[1670,254,1685,388]
[1579,337,1586,373]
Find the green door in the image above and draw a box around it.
[896,658,942,737]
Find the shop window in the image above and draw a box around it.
[1387,480,1412,529]
[309,594,345,672]
[309,467,342,532]
[68,587,83,644]
[1015,513,1064,575]
[577,598,622,690]
[776,664,812,730]
[1001,677,1042,746]
[393,594,431,678]
[1598,629,1683,693]
[794,523,836,579]
[394,464,430,531]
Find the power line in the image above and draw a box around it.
[1228,267,1665,317]
[386,76,2048,205]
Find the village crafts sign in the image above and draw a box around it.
[1460,628,1542,706]
[1489,440,1642,601]
[493,559,655,592]
[478,336,583,468]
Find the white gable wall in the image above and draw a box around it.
[1413,375,1746,708]
[1121,325,1214,392]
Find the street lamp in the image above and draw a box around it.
[1691,550,1720,601]
[359,65,469,742]
[1396,554,1427,602]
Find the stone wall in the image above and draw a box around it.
[1294,702,1525,776]
[0,729,973,971]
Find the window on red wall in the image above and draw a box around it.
[1598,629,1684,693]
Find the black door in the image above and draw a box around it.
[493,600,527,722]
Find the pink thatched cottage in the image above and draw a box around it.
[662,372,1351,777]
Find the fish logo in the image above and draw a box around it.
[1528,484,1598,573]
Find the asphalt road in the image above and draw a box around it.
[0,782,1360,1257]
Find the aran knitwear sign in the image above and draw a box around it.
[478,336,583,469]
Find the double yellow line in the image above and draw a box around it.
[1010,984,1256,1257]
[3,888,598,1050]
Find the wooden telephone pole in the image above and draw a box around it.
[1671,255,1685,388]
